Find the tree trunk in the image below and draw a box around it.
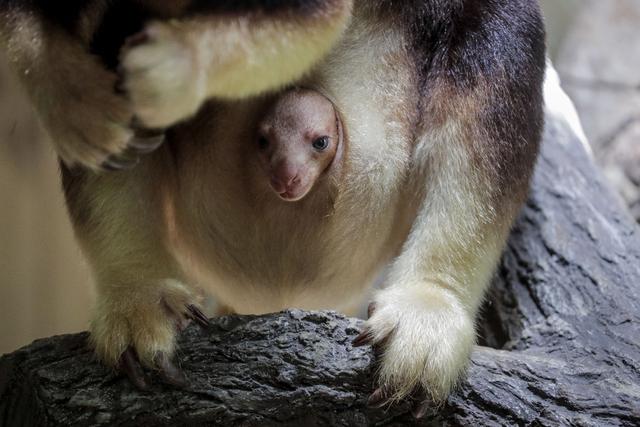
[2,107,640,427]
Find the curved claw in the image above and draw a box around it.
[118,347,149,390]
[156,352,188,388]
[101,153,140,171]
[127,134,165,154]
[187,304,211,329]
[367,387,391,408]
[129,117,167,154]
[352,327,373,347]
[367,302,376,319]
[99,133,164,172]
[411,398,432,420]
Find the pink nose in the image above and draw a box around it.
[270,173,300,193]
[270,162,301,193]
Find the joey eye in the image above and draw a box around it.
[258,136,269,150]
[312,136,330,151]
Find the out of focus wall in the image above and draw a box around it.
[540,0,582,59]
[0,54,92,355]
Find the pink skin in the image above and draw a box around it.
[256,89,342,202]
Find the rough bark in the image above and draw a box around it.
[1,114,640,426]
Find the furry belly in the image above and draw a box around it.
[174,244,381,314]
[165,216,390,315]
[163,156,406,315]
[208,272,375,315]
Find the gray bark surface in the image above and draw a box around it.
[1,114,640,426]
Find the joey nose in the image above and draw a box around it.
[271,173,300,193]
[271,163,300,193]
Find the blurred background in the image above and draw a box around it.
[1,0,639,355]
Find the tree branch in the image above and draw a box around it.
[2,110,640,426]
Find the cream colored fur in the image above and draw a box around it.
[4,0,528,404]
[369,116,516,401]
[121,2,354,128]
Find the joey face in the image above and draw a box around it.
[256,89,341,202]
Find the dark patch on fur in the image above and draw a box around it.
[90,1,151,70]
[457,0,546,202]
[378,0,545,206]
[186,0,338,16]
[373,0,545,90]
[0,0,136,69]
[60,162,90,227]
[163,127,183,174]
[1,0,90,34]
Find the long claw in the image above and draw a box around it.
[187,304,211,329]
[352,328,372,347]
[156,353,188,388]
[100,133,163,172]
[101,153,140,171]
[128,134,165,154]
[367,387,390,408]
[367,302,376,319]
[411,399,432,420]
[118,347,149,390]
